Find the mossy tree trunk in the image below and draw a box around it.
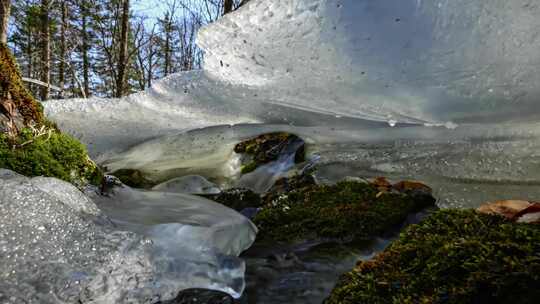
[0,43,44,137]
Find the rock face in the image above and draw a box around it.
[326,209,540,304]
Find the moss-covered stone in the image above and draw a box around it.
[203,188,262,211]
[0,128,102,185]
[110,169,154,189]
[234,132,305,174]
[325,209,540,304]
[253,180,435,243]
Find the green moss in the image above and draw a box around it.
[0,128,103,185]
[0,43,44,126]
[202,188,262,211]
[240,161,259,174]
[326,209,540,304]
[253,181,435,243]
[110,169,154,189]
[0,44,102,186]
[234,132,306,174]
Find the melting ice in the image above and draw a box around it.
[0,170,256,303]
[31,0,540,301]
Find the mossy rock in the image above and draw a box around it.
[262,172,318,204]
[325,209,540,304]
[203,188,262,211]
[110,169,154,189]
[234,132,305,174]
[0,128,102,186]
[253,180,436,243]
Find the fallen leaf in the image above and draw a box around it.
[477,200,533,220]
[393,181,432,194]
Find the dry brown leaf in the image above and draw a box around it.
[477,200,533,220]
[393,181,433,194]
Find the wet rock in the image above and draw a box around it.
[266,173,317,196]
[158,289,235,304]
[202,188,262,212]
[110,169,154,189]
[326,209,540,304]
[234,132,305,174]
[253,180,436,244]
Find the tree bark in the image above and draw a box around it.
[163,14,171,76]
[39,0,50,101]
[58,1,68,98]
[115,0,130,98]
[0,0,10,44]
[223,0,234,15]
[81,2,90,97]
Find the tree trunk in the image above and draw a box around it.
[223,0,234,15]
[115,0,130,98]
[58,1,67,98]
[39,0,50,101]
[163,13,171,76]
[238,0,252,8]
[0,0,10,44]
[81,2,90,97]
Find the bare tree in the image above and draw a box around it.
[58,0,68,98]
[223,0,233,15]
[39,0,50,100]
[0,0,9,44]
[115,0,130,97]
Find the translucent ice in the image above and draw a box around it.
[0,171,257,303]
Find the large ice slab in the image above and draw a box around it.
[0,171,257,303]
[46,0,540,160]
[200,0,540,124]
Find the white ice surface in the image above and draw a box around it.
[46,0,540,160]
[0,171,256,303]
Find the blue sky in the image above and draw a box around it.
[133,1,166,17]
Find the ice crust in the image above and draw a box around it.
[46,0,540,159]
[0,171,257,303]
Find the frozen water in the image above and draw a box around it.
[46,0,540,160]
[36,1,540,301]
[0,171,257,303]
[152,175,221,195]
[0,172,154,304]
